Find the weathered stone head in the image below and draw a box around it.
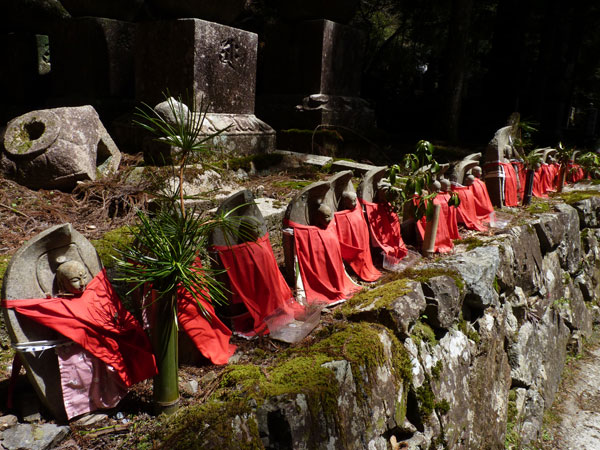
[340,191,357,210]
[375,180,391,203]
[315,204,333,229]
[464,174,475,186]
[430,180,441,193]
[472,166,482,179]
[56,258,89,294]
[440,179,451,192]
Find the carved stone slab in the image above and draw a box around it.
[1,224,102,420]
[136,19,258,115]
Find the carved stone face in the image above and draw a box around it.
[465,175,475,186]
[340,191,357,210]
[56,260,89,294]
[315,204,333,229]
[430,181,441,193]
[472,166,482,178]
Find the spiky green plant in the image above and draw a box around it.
[115,93,239,415]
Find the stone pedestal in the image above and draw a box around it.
[135,19,275,155]
[257,19,375,131]
[50,18,136,103]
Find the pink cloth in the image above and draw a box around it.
[57,343,127,419]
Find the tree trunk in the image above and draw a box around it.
[440,0,474,142]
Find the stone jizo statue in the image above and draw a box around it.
[340,191,357,210]
[430,180,441,193]
[56,258,89,295]
[472,166,483,179]
[315,204,333,229]
[440,179,451,193]
[464,174,475,186]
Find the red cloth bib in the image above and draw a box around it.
[334,204,381,282]
[359,199,408,260]
[452,185,487,232]
[469,178,494,221]
[175,287,237,365]
[416,196,454,253]
[2,270,157,387]
[142,260,237,366]
[532,168,546,198]
[436,192,460,240]
[286,219,361,304]
[501,162,519,206]
[213,233,296,335]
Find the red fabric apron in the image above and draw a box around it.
[213,233,296,334]
[469,178,494,221]
[514,161,526,200]
[436,192,460,240]
[2,270,157,387]
[501,162,519,206]
[452,185,487,232]
[175,287,236,365]
[359,199,408,260]
[142,260,236,366]
[286,219,361,304]
[532,168,546,197]
[334,204,381,282]
[416,196,454,253]
[568,163,585,183]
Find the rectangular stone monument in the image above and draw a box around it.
[135,19,275,155]
[257,19,375,131]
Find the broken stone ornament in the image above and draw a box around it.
[0,105,121,190]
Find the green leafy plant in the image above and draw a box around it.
[388,140,458,221]
[577,151,600,179]
[116,93,240,415]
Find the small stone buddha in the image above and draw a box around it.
[440,178,451,193]
[340,191,357,210]
[472,166,483,179]
[56,258,89,295]
[315,204,333,229]
[464,174,475,186]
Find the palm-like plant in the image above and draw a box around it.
[115,93,238,415]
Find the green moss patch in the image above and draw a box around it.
[393,267,465,294]
[455,236,486,251]
[153,323,412,448]
[557,189,600,205]
[340,278,411,314]
[91,226,135,268]
[527,198,551,214]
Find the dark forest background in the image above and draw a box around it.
[246,0,600,149]
[4,0,600,151]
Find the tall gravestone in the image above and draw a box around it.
[257,3,375,132]
[135,18,275,155]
